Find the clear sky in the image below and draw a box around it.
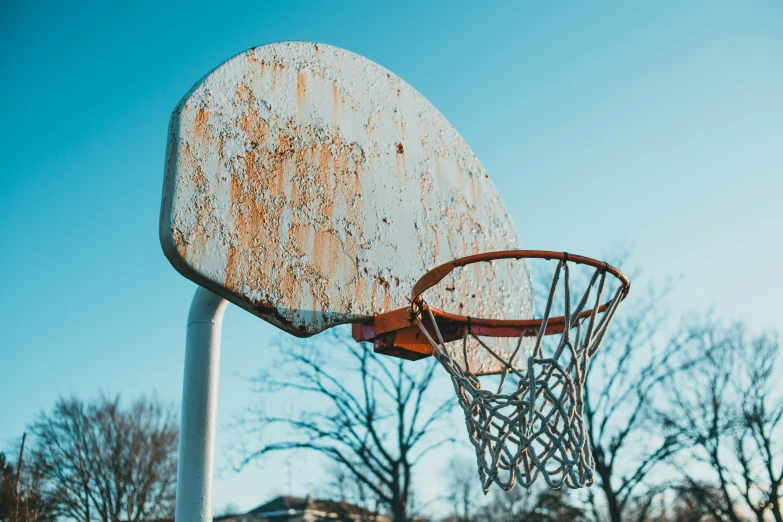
[2,0,782,516]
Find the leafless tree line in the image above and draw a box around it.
[658,323,783,522]
[0,395,178,522]
[0,435,53,522]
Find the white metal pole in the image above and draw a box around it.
[175,286,228,522]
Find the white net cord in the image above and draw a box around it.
[413,259,625,492]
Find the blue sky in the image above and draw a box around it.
[2,0,782,515]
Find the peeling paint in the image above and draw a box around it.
[160,42,533,371]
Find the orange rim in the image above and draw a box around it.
[410,250,630,337]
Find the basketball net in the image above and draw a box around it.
[413,260,625,491]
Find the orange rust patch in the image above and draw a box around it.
[297,71,307,114]
[225,244,238,284]
[173,231,188,259]
[178,139,213,263]
[217,136,226,169]
[194,108,209,142]
[271,62,283,85]
[312,227,355,283]
[221,83,367,316]
[247,51,263,73]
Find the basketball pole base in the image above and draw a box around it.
[175,287,227,522]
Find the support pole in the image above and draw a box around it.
[175,287,228,522]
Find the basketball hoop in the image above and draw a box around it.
[163,41,634,519]
[354,250,630,492]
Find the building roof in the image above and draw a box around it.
[250,495,379,518]
[215,495,388,522]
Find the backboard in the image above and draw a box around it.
[160,41,533,371]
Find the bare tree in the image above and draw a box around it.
[28,395,178,522]
[438,456,587,522]
[0,453,14,521]
[240,328,456,522]
[735,332,783,522]
[321,463,384,522]
[577,276,701,522]
[0,440,56,522]
[667,485,724,522]
[441,457,481,522]
[659,323,783,522]
[473,485,585,522]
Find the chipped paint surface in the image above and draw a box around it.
[160,42,533,371]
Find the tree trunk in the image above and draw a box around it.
[771,490,782,522]
[389,465,405,522]
[597,468,622,522]
[390,499,406,522]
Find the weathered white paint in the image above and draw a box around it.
[175,287,227,522]
[160,42,533,373]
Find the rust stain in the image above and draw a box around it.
[395,143,407,180]
[247,51,263,72]
[193,108,209,142]
[333,84,340,117]
[271,61,284,85]
[353,267,368,311]
[395,112,406,141]
[377,275,392,310]
[312,227,355,282]
[179,140,213,264]
[220,83,366,316]
[225,244,238,284]
[217,136,226,173]
[172,227,188,259]
[297,71,307,115]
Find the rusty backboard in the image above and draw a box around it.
[160,41,533,367]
